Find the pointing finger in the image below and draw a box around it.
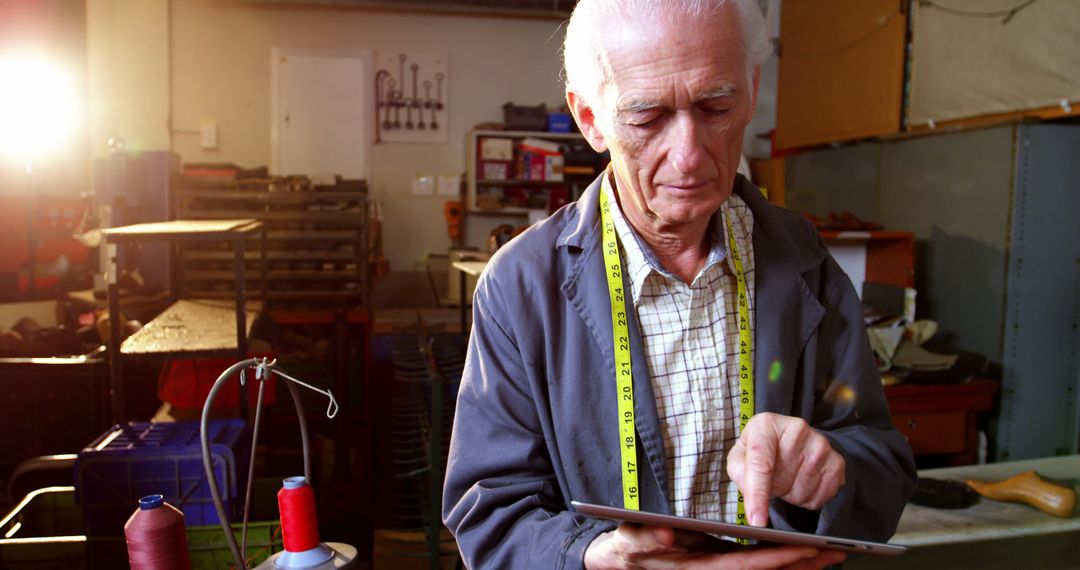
[741,418,779,527]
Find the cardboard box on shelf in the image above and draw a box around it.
[475,190,503,210]
[480,160,512,181]
[479,137,514,161]
[545,155,565,182]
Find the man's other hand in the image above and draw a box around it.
[583,524,846,569]
[726,413,846,528]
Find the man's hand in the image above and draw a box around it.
[726,413,847,528]
[583,524,846,569]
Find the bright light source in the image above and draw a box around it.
[0,52,79,164]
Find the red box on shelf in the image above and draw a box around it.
[158,355,278,410]
[518,152,547,181]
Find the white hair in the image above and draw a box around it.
[563,0,771,104]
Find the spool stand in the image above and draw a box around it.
[200,358,357,569]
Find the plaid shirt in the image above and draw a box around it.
[602,173,756,522]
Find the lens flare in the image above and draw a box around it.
[768,359,783,382]
[0,52,79,162]
[829,382,857,405]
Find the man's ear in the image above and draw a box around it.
[566,89,607,153]
[746,65,761,123]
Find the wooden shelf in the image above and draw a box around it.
[176,209,364,222]
[465,208,530,216]
[186,289,364,301]
[821,230,915,290]
[176,189,366,201]
[478,129,586,140]
[465,129,602,216]
[475,179,575,187]
[182,250,356,261]
[264,230,359,240]
[185,270,361,281]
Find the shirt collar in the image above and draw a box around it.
[601,169,729,303]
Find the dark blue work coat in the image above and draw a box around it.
[443,174,917,569]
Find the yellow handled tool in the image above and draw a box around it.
[965,470,1076,518]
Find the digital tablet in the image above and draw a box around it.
[571,501,908,556]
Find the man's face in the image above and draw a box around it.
[570,11,759,231]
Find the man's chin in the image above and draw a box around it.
[652,195,728,222]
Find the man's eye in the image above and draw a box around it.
[627,114,661,128]
[701,107,731,117]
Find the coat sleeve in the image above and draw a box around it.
[772,254,918,542]
[442,270,616,569]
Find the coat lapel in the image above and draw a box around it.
[735,179,826,415]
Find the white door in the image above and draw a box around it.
[271,49,372,179]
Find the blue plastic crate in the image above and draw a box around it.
[74,420,249,537]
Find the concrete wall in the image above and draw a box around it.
[86,0,171,157]
[877,126,1014,359]
[784,125,1016,359]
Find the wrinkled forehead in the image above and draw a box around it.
[592,12,750,109]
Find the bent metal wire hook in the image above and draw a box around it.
[264,361,339,419]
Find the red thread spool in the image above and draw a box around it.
[278,476,321,552]
[124,494,192,570]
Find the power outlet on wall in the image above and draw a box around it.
[200,120,219,150]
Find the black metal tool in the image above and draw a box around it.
[393,90,402,129]
[383,78,395,130]
[435,72,445,110]
[910,478,980,509]
[375,69,390,141]
[418,95,426,130]
[411,64,420,108]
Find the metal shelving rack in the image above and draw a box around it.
[173,177,369,307]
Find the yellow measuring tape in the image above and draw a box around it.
[600,188,639,510]
[726,211,755,534]
[599,188,754,527]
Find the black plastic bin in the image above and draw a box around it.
[0,347,108,469]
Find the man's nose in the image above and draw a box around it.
[667,112,706,174]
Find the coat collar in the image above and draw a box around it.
[555,175,603,251]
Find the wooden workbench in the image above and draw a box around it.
[120,299,261,357]
[849,455,1080,569]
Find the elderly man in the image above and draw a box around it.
[443,0,916,568]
